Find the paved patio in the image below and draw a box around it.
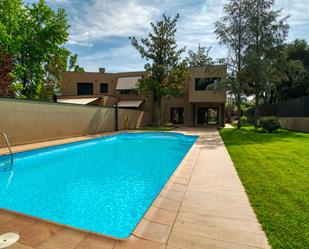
[0,128,270,249]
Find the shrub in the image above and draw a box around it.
[240,116,247,124]
[257,117,281,133]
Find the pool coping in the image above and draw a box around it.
[0,130,199,241]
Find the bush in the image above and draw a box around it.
[240,116,247,124]
[257,117,281,133]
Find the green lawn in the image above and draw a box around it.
[219,127,309,249]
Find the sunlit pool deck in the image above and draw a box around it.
[0,128,270,249]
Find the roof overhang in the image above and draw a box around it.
[115,100,144,108]
[116,76,141,90]
[57,97,99,105]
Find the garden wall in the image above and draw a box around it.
[257,96,309,132]
[0,98,151,147]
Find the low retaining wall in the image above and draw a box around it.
[278,117,309,133]
[0,98,151,147]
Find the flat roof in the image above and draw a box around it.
[57,98,99,105]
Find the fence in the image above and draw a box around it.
[257,96,309,117]
[257,96,309,132]
[0,98,151,147]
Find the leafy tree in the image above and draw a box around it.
[187,44,212,67]
[0,48,13,96]
[0,0,84,100]
[243,0,289,125]
[214,0,249,128]
[68,54,85,72]
[286,39,309,69]
[266,42,308,103]
[130,14,189,126]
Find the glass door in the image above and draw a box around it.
[197,108,219,125]
[207,108,219,125]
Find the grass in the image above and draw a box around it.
[138,126,175,131]
[219,126,309,249]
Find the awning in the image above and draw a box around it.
[57,98,99,105]
[115,100,144,108]
[116,76,141,90]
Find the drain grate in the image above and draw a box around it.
[0,233,19,249]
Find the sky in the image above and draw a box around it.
[33,0,309,72]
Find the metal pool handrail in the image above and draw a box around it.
[0,132,13,164]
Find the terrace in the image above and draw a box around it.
[0,128,270,249]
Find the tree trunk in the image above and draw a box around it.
[254,93,259,129]
[236,94,241,129]
[156,95,162,127]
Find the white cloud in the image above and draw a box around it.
[78,44,145,72]
[68,0,159,46]
[63,0,309,71]
[276,0,309,26]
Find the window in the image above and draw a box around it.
[171,108,184,124]
[77,83,93,95]
[100,83,108,93]
[120,90,132,94]
[195,77,221,90]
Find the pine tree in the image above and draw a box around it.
[130,14,189,126]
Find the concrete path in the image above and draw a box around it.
[165,128,270,249]
[0,128,270,249]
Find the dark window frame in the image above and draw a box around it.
[100,83,108,93]
[77,82,93,95]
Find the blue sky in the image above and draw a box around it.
[39,0,309,72]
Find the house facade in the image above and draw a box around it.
[59,65,227,127]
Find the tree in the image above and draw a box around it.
[187,44,212,67]
[214,0,249,128]
[130,14,190,126]
[266,42,308,103]
[0,48,13,96]
[244,0,289,126]
[0,0,84,100]
[68,54,85,72]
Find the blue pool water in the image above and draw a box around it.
[0,132,197,238]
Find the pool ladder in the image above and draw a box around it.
[0,132,13,172]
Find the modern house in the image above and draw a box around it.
[59,65,227,126]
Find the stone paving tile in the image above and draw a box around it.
[114,235,166,249]
[159,189,185,201]
[0,214,37,235]
[171,176,190,185]
[180,202,257,222]
[145,206,178,226]
[7,242,33,249]
[167,231,269,249]
[18,221,62,247]
[176,210,264,234]
[153,196,182,212]
[132,218,172,243]
[163,183,187,193]
[74,234,116,249]
[35,227,87,249]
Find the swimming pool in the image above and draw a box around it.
[0,132,197,238]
